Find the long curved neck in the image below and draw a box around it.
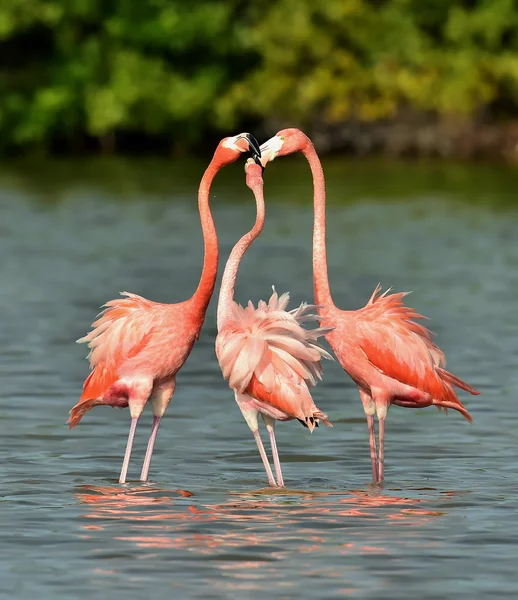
[301,141,335,310]
[217,178,265,330]
[191,160,220,313]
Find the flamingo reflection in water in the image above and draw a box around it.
[76,484,452,553]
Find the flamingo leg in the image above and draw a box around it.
[367,415,378,482]
[139,378,175,482]
[359,390,378,482]
[119,417,139,484]
[378,417,386,482]
[140,416,161,482]
[235,392,277,487]
[253,430,277,487]
[262,415,284,487]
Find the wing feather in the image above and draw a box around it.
[216,288,333,428]
[356,286,478,410]
[77,292,159,400]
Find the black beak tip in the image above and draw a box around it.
[245,133,261,160]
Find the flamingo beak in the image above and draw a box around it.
[223,133,262,165]
[259,135,285,166]
[245,134,262,165]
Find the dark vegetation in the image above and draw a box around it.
[2,0,518,159]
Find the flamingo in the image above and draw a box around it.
[259,128,479,482]
[69,133,262,484]
[215,158,333,488]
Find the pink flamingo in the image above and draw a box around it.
[69,133,262,484]
[216,159,333,488]
[259,129,479,482]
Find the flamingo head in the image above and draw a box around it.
[244,157,264,191]
[259,128,309,165]
[216,133,262,166]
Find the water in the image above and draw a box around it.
[0,155,516,599]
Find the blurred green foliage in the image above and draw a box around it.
[1,0,518,154]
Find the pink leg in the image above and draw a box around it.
[262,416,284,487]
[253,430,277,487]
[367,415,378,482]
[119,417,139,484]
[359,389,378,482]
[378,417,386,482]
[235,392,277,487]
[140,378,175,482]
[140,416,161,482]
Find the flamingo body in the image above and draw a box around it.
[215,161,332,487]
[216,290,332,428]
[259,128,479,481]
[69,133,262,483]
[322,285,475,421]
[69,294,200,428]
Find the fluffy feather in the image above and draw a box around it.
[217,288,333,430]
[78,292,156,369]
[355,285,477,420]
[69,292,160,427]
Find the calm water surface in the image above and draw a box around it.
[0,156,516,599]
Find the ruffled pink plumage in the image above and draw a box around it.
[346,284,477,420]
[216,288,333,430]
[69,292,191,428]
[69,135,259,485]
[69,293,156,427]
[260,127,478,482]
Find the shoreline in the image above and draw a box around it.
[304,118,518,164]
[4,118,518,164]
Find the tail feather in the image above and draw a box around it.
[433,399,473,423]
[437,367,479,396]
[313,410,332,427]
[296,410,333,432]
[434,368,476,423]
[68,398,104,428]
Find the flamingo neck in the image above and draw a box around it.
[217,177,265,330]
[191,160,220,313]
[301,141,335,310]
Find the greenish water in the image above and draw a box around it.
[0,156,516,599]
